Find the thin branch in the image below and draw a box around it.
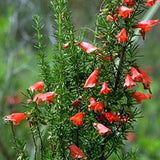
[29,121,38,160]
[36,122,44,160]
[114,45,126,91]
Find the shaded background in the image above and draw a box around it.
[0,0,160,159]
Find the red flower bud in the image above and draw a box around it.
[118,6,134,18]
[107,13,118,22]
[70,112,84,126]
[69,144,87,159]
[116,28,128,43]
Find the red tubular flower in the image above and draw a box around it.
[79,42,98,54]
[103,112,120,123]
[94,102,104,112]
[130,67,142,80]
[136,19,159,32]
[132,91,152,104]
[122,0,135,7]
[146,0,156,6]
[94,123,111,136]
[29,81,44,92]
[3,113,26,125]
[136,19,159,39]
[116,28,128,43]
[118,6,134,18]
[107,14,118,22]
[6,96,22,105]
[33,92,56,105]
[70,112,84,126]
[105,56,111,61]
[88,97,97,108]
[100,82,111,95]
[127,132,136,142]
[88,97,103,112]
[84,69,100,88]
[69,144,87,159]
[123,74,136,89]
[139,69,152,89]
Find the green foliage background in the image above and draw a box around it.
[0,0,160,159]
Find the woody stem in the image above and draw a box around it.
[36,122,44,160]
[29,121,38,160]
[114,45,126,91]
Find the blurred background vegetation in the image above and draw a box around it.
[0,0,160,159]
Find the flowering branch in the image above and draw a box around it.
[2,0,159,159]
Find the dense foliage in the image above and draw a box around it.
[0,0,160,160]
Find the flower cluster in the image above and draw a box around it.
[123,67,152,103]
[66,1,157,157]
[105,1,159,42]
[3,81,56,125]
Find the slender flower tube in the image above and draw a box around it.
[123,74,136,89]
[29,81,44,92]
[99,82,111,95]
[93,123,111,135]
[103,112,120,123]
[79,42,98,54]
[70,112,84,126]
[116,28,128,43]
[146,0,156,6]
[136,19,159,39]
[88,97,104,112]
[3,113,27,125]
[84,69,100,88]
[132,91,152,104]
[33,92,56,105]
[139,69,152,89]
[131,67,142,80]
[69,144,87,159]
[107,13,117,22]
[118,6,134,18]
[122,0,135,7]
